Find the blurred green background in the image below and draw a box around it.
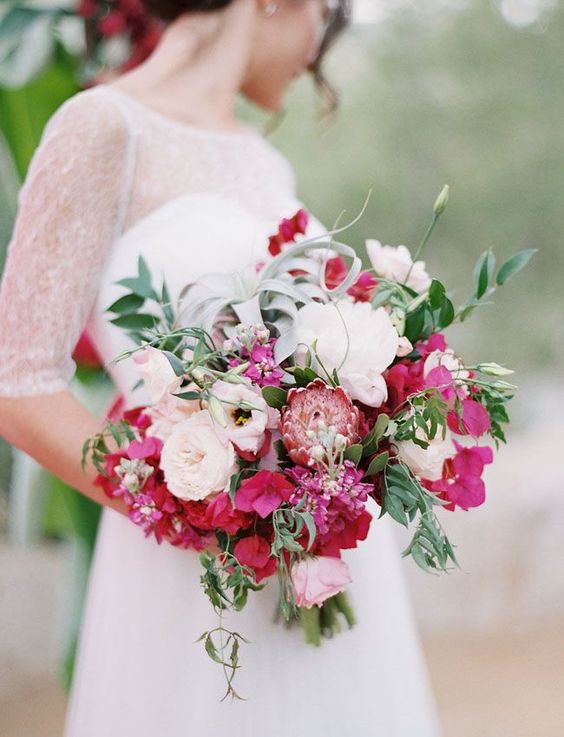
[0,1,562,734]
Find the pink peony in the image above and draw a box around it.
[235,470,294,518]
[281,379,360,466]
[291,555,352,608]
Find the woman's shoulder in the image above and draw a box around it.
[40,85,134,151]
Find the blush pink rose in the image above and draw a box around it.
[291,555,353,609]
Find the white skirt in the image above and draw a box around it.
[64,496,442,737]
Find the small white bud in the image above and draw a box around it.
[433,184,450,216]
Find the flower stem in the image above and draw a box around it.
[299,606,322,646]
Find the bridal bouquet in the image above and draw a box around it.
[83,187,534,698]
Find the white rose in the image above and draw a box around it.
[294,300,399,407]
[132,346,183,404]
[366,239,432,293]
[160,410,237,501]
[394,429,455,482]
[210,380,279,453]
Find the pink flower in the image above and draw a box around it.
[243,343,284,388]
[233,534,277,582]
[291,556,352,608]
[447,399,491,438]
[235,470,294,518]
[267,208,309,256]
[428,440,494,511]
[204,491,254,534]
[127,436,163,460]
[281,379,360,466]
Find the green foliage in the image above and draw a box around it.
[381,463,457,573]
[393,389,449,449]
[81,419,135,476]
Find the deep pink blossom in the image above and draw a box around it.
[235,471,294,518]
[428,440,494,511]
[233,535,277,582]
[204,492,254,534]
[447,399,491,438]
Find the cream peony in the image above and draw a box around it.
[132,346,183,404]
[394,428,456,482]
[294,300,399,408]
[210,380,279,453]
[366,239,432,293]
[160,410,237,501]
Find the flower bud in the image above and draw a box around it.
[207,394,228,427]
[433,185,450,216]
[310,445,326,462]
[476,362,515,377]
[191,367,207,383]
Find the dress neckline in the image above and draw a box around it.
[98,84,265,143]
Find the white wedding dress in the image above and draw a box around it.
[0,84,442,736]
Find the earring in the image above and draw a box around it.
[263,1,278,17]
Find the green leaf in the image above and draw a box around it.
[161,281,174,325]
[137,255,151,284]
[428,279,446,310]
[293,366,318,387]
[302,512,317,551]
[365,451,390,478]
[262,385,288,409]
[106,293,145,315]
[438,297,455,328]
[172,390,201,400]
[115,277,158,300]
[344,444,363,465]
[474,249,496,300]
[161,349,185,377]
[109,313,158,330]
[496,248,537,286]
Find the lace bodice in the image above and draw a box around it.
[0,84,318,398]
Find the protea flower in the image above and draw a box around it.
[280,379,360,466]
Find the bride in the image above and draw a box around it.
[0,1,442,735]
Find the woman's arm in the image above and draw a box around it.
[0,89,136,516]
[0,391,128,517]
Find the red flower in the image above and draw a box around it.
[233,535,277,582]
[72,330,103,368]
[281,379,360,466]
[317,509,373,556]
[267,208,309,256]
[235,470,294,518]
[204,492,254,535]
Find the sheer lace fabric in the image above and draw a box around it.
[0,84,295,397]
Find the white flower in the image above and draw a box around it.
[366,239,432,293]
[394,428,455,482]
[160,410,237,501]
[294,300,399,408]
[145,381,201,442]
[210,380,279,453]
[132,346,183,404]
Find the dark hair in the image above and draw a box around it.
[139,0,352,119]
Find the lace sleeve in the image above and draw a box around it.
[0,89,136,397]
